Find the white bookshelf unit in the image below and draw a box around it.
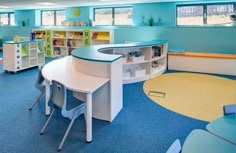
[32,29,114,57]
[99,42,168,84]
[67,30,84,55]
[3,40,45,73]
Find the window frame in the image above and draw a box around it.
[0,12,14,26]
[176,3,235,26]
[94,6,133,26]
[41,9,65,26]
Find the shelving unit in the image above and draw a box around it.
[150,44,167,78]
[32,29,114,57]
[91,30,113,45]
[52,30,67,56]
[35,30,46,39]
[67,30,84,55]
[3,40,45,73]
[100,42,167,84]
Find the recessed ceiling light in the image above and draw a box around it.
[36,2,56,6]
[0,6,11,8]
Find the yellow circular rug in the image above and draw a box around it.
[143,73,236,122]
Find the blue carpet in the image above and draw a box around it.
[0,60,215,153]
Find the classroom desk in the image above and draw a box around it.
[206,114,236,145]
[42,56,110,142]
[182,129,236,153]
[42,40,167,142]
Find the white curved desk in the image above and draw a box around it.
[42,40,167,142]
[42,56,110,142]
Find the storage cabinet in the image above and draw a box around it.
[32,29,114,57]
[3,40,45,73]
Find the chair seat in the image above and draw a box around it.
[65,90,85,110]
[166,139,181,153]
[40,80,86,152]
[223,104,236,115]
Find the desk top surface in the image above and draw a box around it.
[182,129,236,153]
[42,56,109,93]
[71,40,167,63]
[206,114,236,145]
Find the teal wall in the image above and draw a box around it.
[14,10,36,26]
[133,2,176,26]
[0,1,236,54]
[114,27,236,54]
[0,26,37,41]
[65,7,90,24]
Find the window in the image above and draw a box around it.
[177,3,234,26]
[94,7,133,26]
[95,8,113,26]
[41,10,65,26]
[0,12,14,26]
[114,7,133,25]
[177,5,204,25]
[207,4,234,25]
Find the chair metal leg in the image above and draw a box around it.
[57,116,76,152]
[28,90,45,110]
[40,108,56,135]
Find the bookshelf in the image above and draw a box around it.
[32,29,114,57]
[3,40,45,73]
[98,42,167,84]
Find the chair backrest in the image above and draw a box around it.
[166,139,181,153]
[223,104,236,115]
[35,67,45,91]
[50,80,86,120]
[49,80,66,109]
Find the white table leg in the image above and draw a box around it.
[86,93,92,142]
[45,81,50,115]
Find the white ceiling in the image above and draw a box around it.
[0,0,233,11]
[0,0,202,11]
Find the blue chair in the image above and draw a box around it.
[166,139,181,153]
[28,67,45,110]
[223,104,236,115]
[40,80,86,152]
